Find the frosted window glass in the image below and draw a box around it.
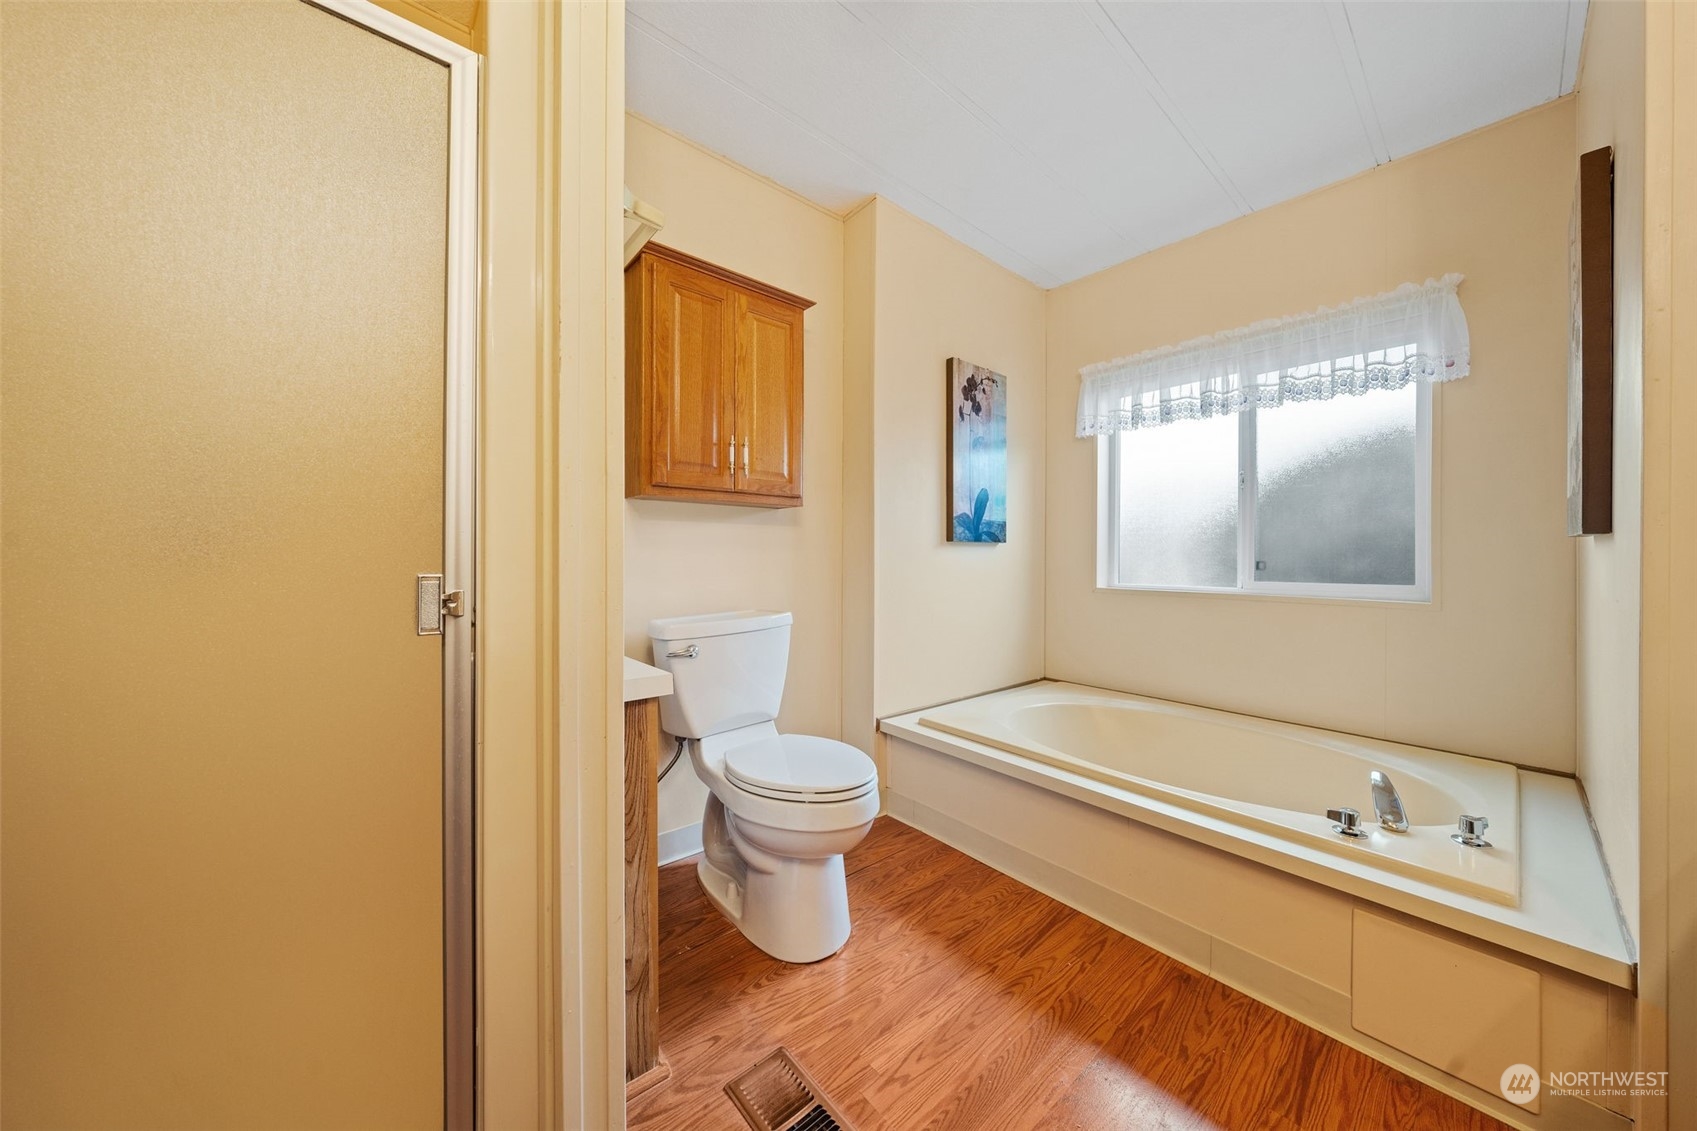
[1116,412,1238,587]
[1254,386,1417,585]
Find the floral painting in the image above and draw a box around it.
[948,358,1007,543]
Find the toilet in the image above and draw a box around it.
[649,610,879,963]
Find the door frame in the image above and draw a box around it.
[303,2,479,1125]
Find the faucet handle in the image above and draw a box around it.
[1327,807,1370,839]
[1451,814,1492,848]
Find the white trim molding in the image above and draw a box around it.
[659,822,705,867]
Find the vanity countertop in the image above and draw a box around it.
[623,657,673,703]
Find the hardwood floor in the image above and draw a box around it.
[627,818,1511,1131]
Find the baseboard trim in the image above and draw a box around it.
[658,822,703,866]
[625,1051,671,1101]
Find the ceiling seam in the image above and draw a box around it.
[1559,0,1589,95]
[1324,2,1392,166]
[1559,0,1573,96]
[834,0,1149,256]
[1083,0,1252,216]
[628,12,1064,288]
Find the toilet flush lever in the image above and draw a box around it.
[665,644,699,659]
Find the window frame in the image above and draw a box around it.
[1097,381,1433,603]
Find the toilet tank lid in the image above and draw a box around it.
[648,609,793,641]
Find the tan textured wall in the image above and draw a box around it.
[623,114,846,838]
[864,200,1048,729]
[1574,0,1646,948]
[1045,100,1579,772]
[550,4,627,1123]
[478,1,567,1123]
[842,202,878,757]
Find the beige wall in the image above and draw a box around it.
[623,115,847,838]
[850,199,1048,742]
[1044,100,1580,773]
[842,203,878,756]
[481,2,625,1126]
[1574,0,1647,948]
[1634,4,1697,1125]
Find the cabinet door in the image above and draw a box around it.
[734,292,804,500]
[649,258,736,492]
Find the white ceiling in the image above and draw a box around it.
[627,1,1588,288]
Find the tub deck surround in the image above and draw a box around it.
[882,681,1633,988]
[920,682,1521,906]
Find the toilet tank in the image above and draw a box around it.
[648,610,792,738]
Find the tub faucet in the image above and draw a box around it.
[1370,770,1409,832]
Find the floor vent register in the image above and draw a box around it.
[724,1047,857,1131]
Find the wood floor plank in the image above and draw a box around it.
[635,837,1051,1128]
[927,930,1176,1131]
[849,910,1110,1127]
[1038,1049,1217,1130]
[626,817,1512,1131]
[1161,977,1313,1128]
[1258,1020,1356,1129]
[658,827,989,1033]
[1373,1068,1492,1131]
[661,858,1040,1071]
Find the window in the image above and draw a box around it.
[1100,369,1432,601]
[1079,277,1465,603]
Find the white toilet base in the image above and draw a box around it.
[696,854,851,964]
[697,796,867,963]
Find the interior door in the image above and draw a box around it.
[1,2,467,1126]
[734,292,804,499]
[650,257,738,492]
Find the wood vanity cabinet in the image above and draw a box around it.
[625,244,812,507]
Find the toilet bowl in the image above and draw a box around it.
[650,611,879,963]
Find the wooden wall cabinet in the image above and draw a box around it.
[625,244,812,508]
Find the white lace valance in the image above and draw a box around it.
[1075,274,1470,436]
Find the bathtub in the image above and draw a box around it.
[912,681,1520,906]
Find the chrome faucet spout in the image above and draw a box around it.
[1370,770,1409,832]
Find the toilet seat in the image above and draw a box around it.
[724,734,878,803]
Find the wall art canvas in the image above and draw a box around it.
[1567,145,1615,535]
[947,357,1008,543]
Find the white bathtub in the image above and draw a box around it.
[914,681,1520,905]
